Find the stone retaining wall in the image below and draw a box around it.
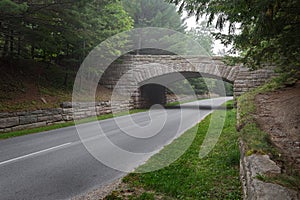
[239,140,299,199]
[0,100,134,133]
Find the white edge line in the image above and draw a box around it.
[0,142,72,166]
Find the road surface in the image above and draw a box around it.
[0,97,232,200]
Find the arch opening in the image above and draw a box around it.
[137,72,233,108]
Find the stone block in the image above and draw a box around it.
[60,102,73,108]
[31,110,44,115]
[52,114,63,122]
[62,114,73,121]
[19,115,37,125]
[37,115,52,122]
[239,139,299,200]
[0,112,14,118]
[0,127,12,133]
[0,117,19,128]
[11,122,45,131]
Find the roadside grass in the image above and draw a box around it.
[224,99,234,109]
[0,109,146,140]
[165,97,234,110]
[237,74,300,191]
[105,101,242,199]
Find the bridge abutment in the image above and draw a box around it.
[234,67,276,97]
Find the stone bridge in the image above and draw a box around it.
[100,55,275,107]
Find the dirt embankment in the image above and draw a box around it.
[255,81,300,173]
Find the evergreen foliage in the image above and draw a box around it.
[168,0,300,76]
[0,0,133,64]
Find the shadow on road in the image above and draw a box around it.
[164,105,231,110]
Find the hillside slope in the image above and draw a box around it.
[0,59,112,112]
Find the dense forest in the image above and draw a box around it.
[0,0,230,102]
[0,0,192,64]
[2,0,298,108]
[0,0,133,64]
[1,0,299,73]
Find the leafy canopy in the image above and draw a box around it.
[168,0,300,75]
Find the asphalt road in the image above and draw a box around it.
[0,97,232,200]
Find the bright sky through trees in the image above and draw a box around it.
[182,11,234,56]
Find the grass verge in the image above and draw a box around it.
[0,109,146,140]
[105,101,242,200]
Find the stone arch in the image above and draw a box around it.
[101,55,240,88]
[128,55,240,84]
[100,55,275,107]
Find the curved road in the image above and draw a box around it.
[0,97,232,200]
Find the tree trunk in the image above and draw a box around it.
[10,30,14,55]
[17,36,21,56]
[63,71,68,87]
[31,44,35,59]
[2,34,9,57]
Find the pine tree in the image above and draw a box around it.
[0,0,133,63]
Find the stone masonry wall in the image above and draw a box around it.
[100,55,275,99]
[0,100,134,133]
[234,67,276,97]
[100,55,240,94]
